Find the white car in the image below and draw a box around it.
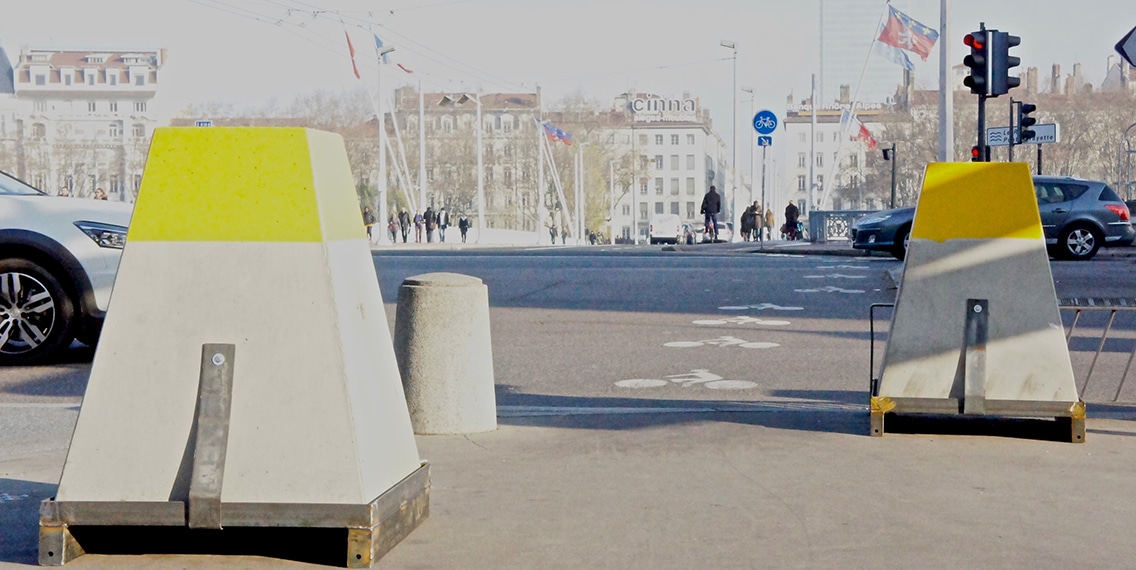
[0,171,131,364]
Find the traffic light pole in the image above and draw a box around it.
[1008,98,1017,163]
[976,94,987,162]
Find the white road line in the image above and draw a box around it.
[497,402,866,417]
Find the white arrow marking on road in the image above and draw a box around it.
[795,285,863,292]
[664,336,781,349]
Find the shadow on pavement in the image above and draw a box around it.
[0,479,56,565]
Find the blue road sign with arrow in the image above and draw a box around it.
[757,136,773,147]
[752,110,778,135]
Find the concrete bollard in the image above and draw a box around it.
[394,272,497,434]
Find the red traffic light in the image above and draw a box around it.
[964,33,984,50]
[970,146,981,161]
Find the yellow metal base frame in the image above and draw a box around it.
[39,463,429,567]
[870,397,1085,443]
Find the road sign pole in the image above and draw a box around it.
[1038,145,1042,176]
[760,145,767,250]
[977,94,987,162]
[1008,98,1015,163]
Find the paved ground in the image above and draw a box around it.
[3,238,1136,569]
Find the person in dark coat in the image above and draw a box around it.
[437,207,450,242]
[362,206,376,241]
[784,200,800,240]
[397,208,412,243]
[741,203,757,241]
[424,206,437,243]
[458,214,471,243]
[700,185,722,241]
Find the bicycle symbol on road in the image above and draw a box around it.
[664,335,780,349]
[692,316,790,326]
[719,303,804,311]
[615,369,757,390]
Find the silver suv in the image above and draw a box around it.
[1034,176,1134,260]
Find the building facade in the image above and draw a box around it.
[0,47,165,200]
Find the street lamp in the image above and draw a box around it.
[439,92,484,243]
[721,40,737,242]
[376,45,395,245]
[741,86,755,241]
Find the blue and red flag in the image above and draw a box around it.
[542,122,572,146]
[876,5,938,62]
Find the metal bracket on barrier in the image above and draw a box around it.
[188,343,235,530]
[963,299,988,415]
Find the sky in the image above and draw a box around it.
[2,0,1133,160]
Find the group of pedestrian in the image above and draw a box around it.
[366,205,471,244]
[740,201,774,242]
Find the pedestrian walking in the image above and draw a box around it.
[93,187,108,200]
[458,214,471,243]
[783,200,800,240]
[437,207,450,242]
[414,211,425,243]
[764,207,775,240]
[700,185,722,241]
[549,224,558,244]
[362,206,376,241]
[741,202,758,242]
[398,208,412,243]
[388,215,398,243]
[424,206,437,243]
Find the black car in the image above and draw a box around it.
[851,176,1135,261]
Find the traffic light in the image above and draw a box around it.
[963,30,990,95]
[1017,102,1037,142]
[990,32,1022,96]
[971,145,981,162]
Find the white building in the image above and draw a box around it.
[0,47,165,200]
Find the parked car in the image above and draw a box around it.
[0,171,131,364]
[851,175,1135,261]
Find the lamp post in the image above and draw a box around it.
[439,92,484,243]
[609,160,615,245]
[741,86,755,242]
[721,40,737,242]
[376,44,395,245]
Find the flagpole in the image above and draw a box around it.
[418,79,427,212]
[938,0,953,162]
[816,2,891,210]
[376,45,391,245]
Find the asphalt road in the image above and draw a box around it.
[3,245,1136,567]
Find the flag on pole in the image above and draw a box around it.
[542,122,572,146]
[344,29,361,79]
[876,5,939,61]
[840,111,878,151]
[373,33,391,64]
[874,37,915,71]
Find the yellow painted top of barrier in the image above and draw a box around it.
[912,162,1042,241]
[128,127,365,242]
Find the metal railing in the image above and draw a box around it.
[807,210,875,244]
[868,299,1136,402]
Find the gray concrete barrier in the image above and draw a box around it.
[393,272,497,434]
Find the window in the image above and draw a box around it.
[686,178,695,194]
[640,178,648,195]
[64,74,72,86]
[797,175,806,191]
[670,202,679,215]
[797,132,806,143]
[670,155,679,170]
[655,178,664,195]
[687,134,695,145]
[640,203,649,219]
[686,155,695,170]
[640,154,649,169]
[686,202,696,218]
[833,131,839,142]
[670,178,679,195]
[504,167,513,185]
[655,202,664,214]
[108,72,117,86]
[135,74,144,86]
[639,134,648,145]
[622,205,630,215]
[132,123,145,137]
[671,135,679,145]
[655,135,663,145]
[87,73,95,86]
[816,155,823,168]
[31,123,45,138]
[134,101,146,112]
[849,154,858,168]
[109,123,119,137]
[88,101,96,113]
[33,100,46,112]
[817,175,824,188]
[797,153,806,168]
[654,155,663,169]
[109,101,117,112]
[35,75,45,86]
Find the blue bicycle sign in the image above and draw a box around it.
[753,110,778,135]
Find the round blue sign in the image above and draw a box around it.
[752,110,778,135]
